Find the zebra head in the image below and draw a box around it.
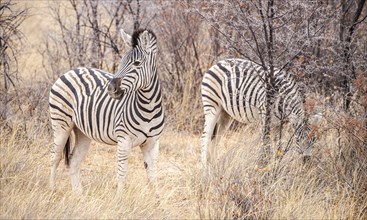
[295,121,316,162]
[108,29,157,99]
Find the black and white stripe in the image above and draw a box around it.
[201,58,313,167]
[49,29,164,193]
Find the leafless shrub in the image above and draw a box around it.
[0,0,28,126]
[153,1,217,132]
[39,0,136,79]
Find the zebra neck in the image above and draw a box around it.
[137,73,162,107]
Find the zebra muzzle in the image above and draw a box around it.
[107,78,124,99]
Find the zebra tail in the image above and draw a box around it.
[211,124,218,141]
[64,137,70,167]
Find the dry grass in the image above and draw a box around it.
[0,119,201,219]
[1,113,366,219]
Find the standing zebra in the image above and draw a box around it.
[201,58,313,168]
[49,29,164,193]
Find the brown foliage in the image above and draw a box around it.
[305,97,317,114]
[354,74,367,108]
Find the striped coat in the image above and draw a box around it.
[201,58,312,167]
[49,29,164,193]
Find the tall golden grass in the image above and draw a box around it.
[1,106,366,219]
[0,118,200,219]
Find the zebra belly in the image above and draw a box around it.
[73,113,157,147]
[223,101,262,124]
[74,109,117,145]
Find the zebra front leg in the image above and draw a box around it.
[116,138,132,193]
[273,121,285,160]
[69,128,91,194]
[257,115,272,169]
[141,139,159,188]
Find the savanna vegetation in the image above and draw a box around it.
[1,0,366,219]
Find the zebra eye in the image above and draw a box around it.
[133,61,141,66]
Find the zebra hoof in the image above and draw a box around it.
[302,155,311,164]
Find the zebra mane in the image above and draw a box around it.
[131,29,156,48]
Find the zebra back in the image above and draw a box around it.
[202,58,305,126]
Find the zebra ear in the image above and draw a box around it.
[139,30,153,53]
[120,29,132,48]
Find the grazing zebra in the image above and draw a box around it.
[49,29,164,193]
[201,58,313,167]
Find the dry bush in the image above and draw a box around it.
[154,2,215,133]
[0,0,28,126]
[0,79,50,133]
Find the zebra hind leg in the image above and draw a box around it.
[201,109,222,171]
[69,127,91,194]
[50,128,72,191]
[211,110,232,147]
